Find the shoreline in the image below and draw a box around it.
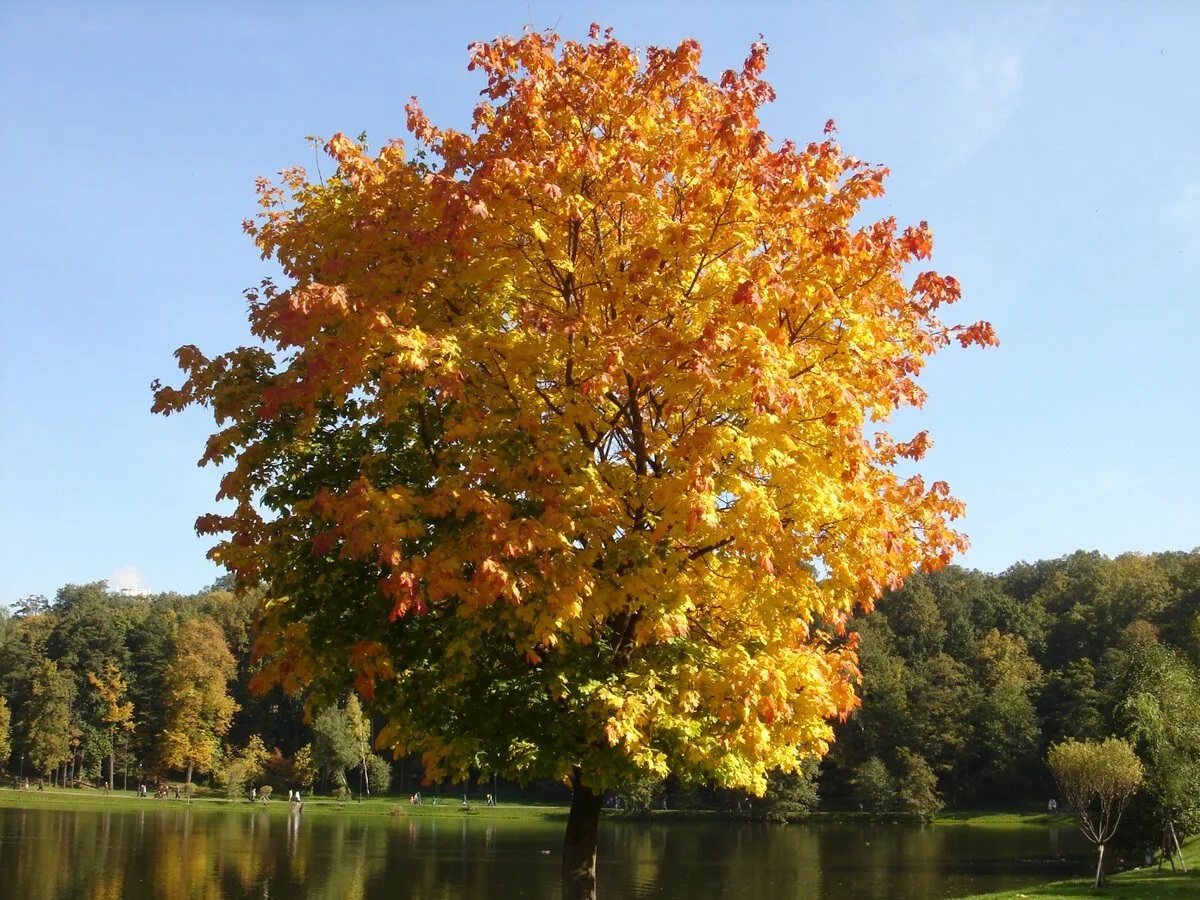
[0,787,1104,830]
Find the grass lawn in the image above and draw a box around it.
[957,833,1198,899]
[0,792,1082,829]
[0,785,570,821]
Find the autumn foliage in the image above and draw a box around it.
[154,26,995,801]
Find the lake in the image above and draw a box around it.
[0,802,1092,899]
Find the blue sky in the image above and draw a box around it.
[1,1,1196,603]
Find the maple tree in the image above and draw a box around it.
[154,26,995,899]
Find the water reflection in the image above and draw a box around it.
[0,805,1089,900]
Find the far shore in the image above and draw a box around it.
[0,785,1094,828]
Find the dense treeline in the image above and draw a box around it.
[2,549,1197,848]
[825,548,1200,856]
[0,581,386,798]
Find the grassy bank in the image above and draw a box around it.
[0,785,569,821]
[0,791,1101,829]
[958,833,1198,899]
[0,791,1115,832]
[800,809,1081,828]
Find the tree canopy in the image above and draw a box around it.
[153,26,994,898]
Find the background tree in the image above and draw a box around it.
[903,652,980,798]
[822,617,911,799]
[969,629,1042,798]
[1108,631,1200,868]
[365,753,392,794]
[1039,659,1106,746]
[151,27,997,900]
[1,597,57,778]
[1047,738,1143,888]
[613,775,664,818]
[345,692,373,796]
[159,617,238,790]
[896,749,943,819]
[199,584,308,753]
[217,734,269,800]
[87,663,134,791]
[1158,552,1200,667]
[24,659,74,782]
[122,599,178,770]
[292,743,317,796]
[45,583,135,782]
[217,747,248,801]
[311,704,358,791]
[852,756,896,813]
[757,760,820,822]
[880,577,946,661]
[0,694,10,770]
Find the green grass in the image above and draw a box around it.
[935,810,1078,826]
[0,785,569,821]
[0,792,1115,830]
[957,834,1198,899]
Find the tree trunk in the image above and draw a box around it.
[359,740,370,797]
[1093,843,1105,889]
[186,764,194,792]
[562,769,603,900]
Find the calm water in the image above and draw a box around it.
[0,803,1091,900]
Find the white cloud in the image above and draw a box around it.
[110,566,149,596]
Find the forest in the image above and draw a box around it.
[2,548,1197,849]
